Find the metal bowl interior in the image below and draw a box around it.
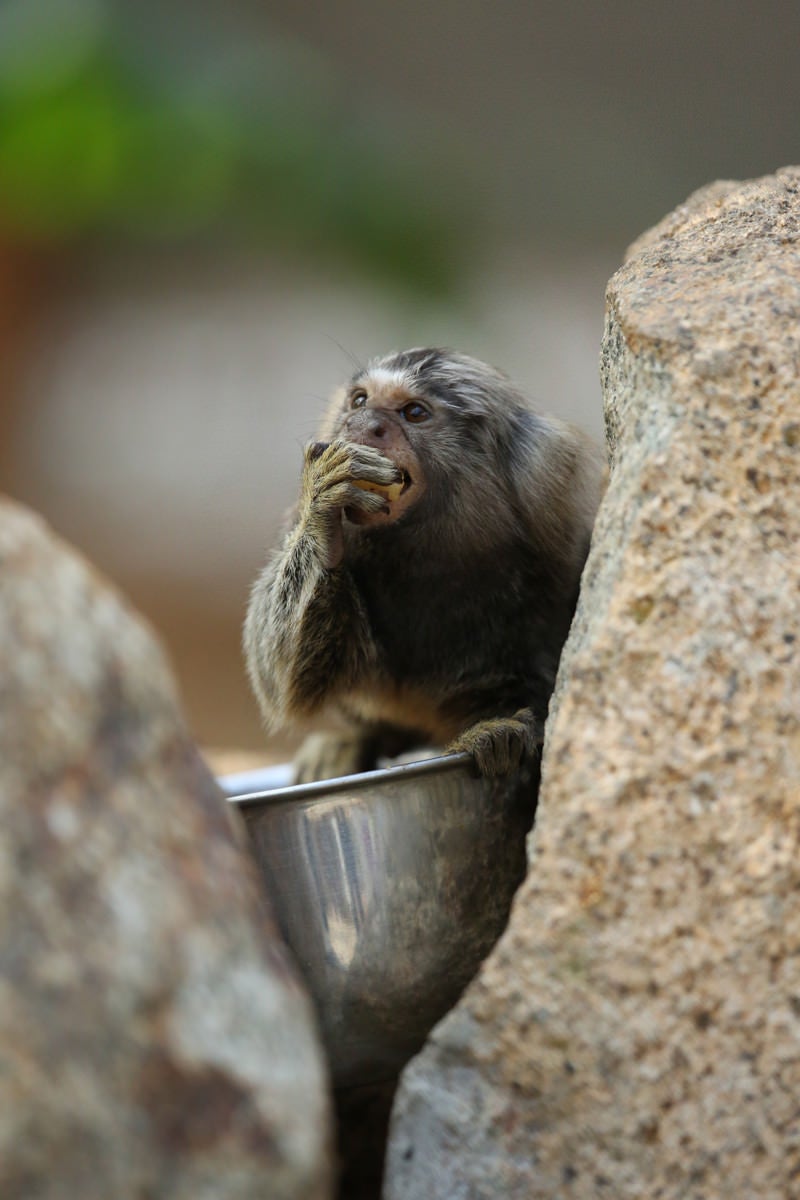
[225,753,538,1089]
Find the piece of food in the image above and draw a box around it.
[352,477,405,502]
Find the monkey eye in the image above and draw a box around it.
[401,401,430,423]
[350,389,368,408]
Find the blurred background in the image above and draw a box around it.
[1,0,798,752]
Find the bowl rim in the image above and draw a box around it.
[226,751,474,810]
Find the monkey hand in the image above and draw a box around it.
[447,707,542,776]
[301,439,402,568]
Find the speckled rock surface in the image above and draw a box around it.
[384,167,800,1199]
[0,498,332,1200]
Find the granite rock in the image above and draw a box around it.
[384,167,800,1198]
[0,498,332,1199]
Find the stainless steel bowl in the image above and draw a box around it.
[223,753,537,1089]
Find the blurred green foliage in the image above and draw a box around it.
[0,0,471,293]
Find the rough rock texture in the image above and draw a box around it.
[384,167,800,1199]
[0,498,332,1199]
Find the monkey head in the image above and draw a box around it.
[319,347,521,531]
[317,347,600,566]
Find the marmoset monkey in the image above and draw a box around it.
[244,348,605,781]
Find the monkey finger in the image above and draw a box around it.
[511,707,544,757]
[346,444,404,486]
[476,732,508,775]
[490,729,512,775]
[506,727,527,770]
[317,481,388,514]
[341,483,390,514]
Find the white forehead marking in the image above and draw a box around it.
[364,366,412,391]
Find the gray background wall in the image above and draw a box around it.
[2,0,798,748]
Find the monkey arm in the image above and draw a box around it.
[243,440,399,728]
[244,529,375,725]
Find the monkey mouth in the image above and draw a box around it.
[346,459,421,524]
[388,467,413,500]
[351,467,411,504]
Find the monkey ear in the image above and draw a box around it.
[514,411,606,568]
[503,409,546,491]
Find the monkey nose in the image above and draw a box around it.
[349,412,390,443]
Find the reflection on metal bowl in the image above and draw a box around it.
[223,752,538,1089]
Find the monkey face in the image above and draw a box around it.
[323,372,431,527]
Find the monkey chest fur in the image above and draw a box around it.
[346,542,566,731]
